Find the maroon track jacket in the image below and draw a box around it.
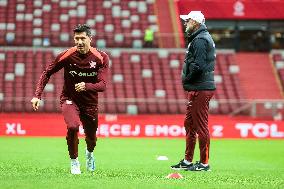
[34,47,109,107]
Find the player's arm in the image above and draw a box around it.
[31,53,65,111]
[185,38,207,81]
[76,53,109,92]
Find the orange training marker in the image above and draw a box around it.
[166,172,183,179]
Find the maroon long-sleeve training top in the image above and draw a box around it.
[34,47,109,107]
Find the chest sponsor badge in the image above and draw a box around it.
[66,100,73,105]
[89,61,97,68]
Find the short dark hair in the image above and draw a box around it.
[73,24,92,37]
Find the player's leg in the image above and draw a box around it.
[80,113,98,172]
[187,90,214,171]
[61,102,82,174]
[196,90,214,164]
[184,91,198,163]
[171,91,196,170]
[81,113,98,152]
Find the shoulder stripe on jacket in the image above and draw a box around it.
[90,47,104,63]
[58,46,77,62]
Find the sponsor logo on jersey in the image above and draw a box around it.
[89,61,97,68]
[69,70,97,77]
[66,100,73,104]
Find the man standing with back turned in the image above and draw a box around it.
[31,24,109,174]
[171,11,216,171]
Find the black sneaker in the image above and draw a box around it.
[171,159,193,170]
[186,161,211,171]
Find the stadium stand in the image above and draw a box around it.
[0,0,283,118]
[272,51,284,92]
[0,0,158,48]
[0,48,244,114]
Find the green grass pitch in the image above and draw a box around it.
[0,137,283,189]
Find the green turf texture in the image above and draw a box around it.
[0,138,283,189]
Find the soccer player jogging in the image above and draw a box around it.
[171,11,216,171]
[31,24,109,175]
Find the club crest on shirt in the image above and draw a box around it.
[89,61,97,68]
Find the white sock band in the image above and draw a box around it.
[183,159,192,165]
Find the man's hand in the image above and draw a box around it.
[75,82,86,92]
[31,97,41,111]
